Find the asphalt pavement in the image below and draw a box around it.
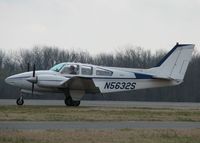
[0,121,200,130]
[1,99,200,130]
[0,99,200,109]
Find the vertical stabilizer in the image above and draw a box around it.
[154,43,194,80]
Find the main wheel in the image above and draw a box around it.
[65,96,73,106]
[64,96,80,107]
[73,101,80,107]
[16,97,24,105]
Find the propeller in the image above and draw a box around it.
[26,64,37,96]
[31,64,36,96]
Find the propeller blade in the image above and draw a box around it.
[31,83,34,96]
[33,64,35,77]
[31,64,36,96]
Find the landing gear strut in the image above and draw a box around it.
[16,96,24,106]
[65,96,80,107]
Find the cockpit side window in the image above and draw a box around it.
[60,64,79,75]
[96,68,113,76]
[81,65,93,75]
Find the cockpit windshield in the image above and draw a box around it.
[50,63,66,72]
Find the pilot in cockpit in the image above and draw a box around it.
[69,65,77,74]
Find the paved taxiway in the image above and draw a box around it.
[0,99,200,109]
[1,99,200,130]
[0,121,200,130]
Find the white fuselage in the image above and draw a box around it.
[5,63,180,95]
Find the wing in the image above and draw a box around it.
[36,75,100,100]
[35,74,99,92]
[61,76,100,93]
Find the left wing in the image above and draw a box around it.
[36,74,100,93]
[61,76,100,93]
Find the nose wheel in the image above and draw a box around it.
[16,96,24,106]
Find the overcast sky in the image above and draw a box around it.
[0,0,199,54]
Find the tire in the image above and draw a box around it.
[73,101,80,106]
[65,96,73,106]
[64,96,80,107]
[16,97,24,105]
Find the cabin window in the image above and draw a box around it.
[96,68,113,76]
[81,66,93,75]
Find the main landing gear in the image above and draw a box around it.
[16,96,24,106]
[65,96,80,107]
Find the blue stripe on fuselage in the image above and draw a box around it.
[134,73,153,79]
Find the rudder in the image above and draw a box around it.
[154,43,194,81]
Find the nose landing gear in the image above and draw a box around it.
[16,96,24,105]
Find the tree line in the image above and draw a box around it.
[0,46,200,102]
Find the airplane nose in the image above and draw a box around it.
[5,76,16,85]
[5,76,12,84]
[5,72,32,87]
[5,77,8,83]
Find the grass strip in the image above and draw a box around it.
[0,129,200,143]
[0,105,200,122]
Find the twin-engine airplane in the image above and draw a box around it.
[5,43,194,106]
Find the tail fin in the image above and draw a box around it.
[153,43,194,81]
